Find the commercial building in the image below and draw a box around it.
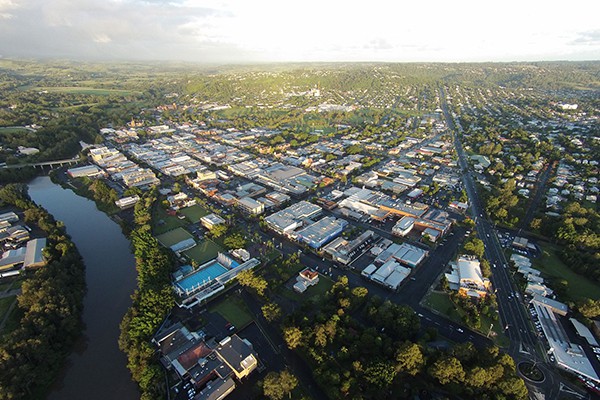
[0,238,47,271]
[375,242,428,269]
[0,212,19,224]
[531,299,599,384]
[392,216,415,237]
[295,216,348,249]
[154,323,259,400]
[531,295,568,316]
[24,238,47,268]
[215,335,258,380]
[121,168,160,188]
[445,256,491,298]
[323,230,375,265]
[67,165,105,178]
[264,201,322,234]
[236,197,264,215]
[265,191,291,206]
[200,214,226,230]
[525,283,553,297]
[115,195,140,210]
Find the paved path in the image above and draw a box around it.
[240,290,328,400]
[0,297,18,332]
[0,288,21,299]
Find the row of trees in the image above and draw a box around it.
[0,184,86,399]
[118,191,175,400]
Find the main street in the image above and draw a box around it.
[438,87,589,399]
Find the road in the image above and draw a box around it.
[266,220,494,349]
[438,87,588,400]
[519,161,555,231]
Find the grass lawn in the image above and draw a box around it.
[179,205,210,223]
[210,296,253,328]
[534,243,600,301]
[281,275,334,303]
[152,206,186,235]
[156,227,194,248]
[0,126,31,134]
[423,291,509,346]
[183,239,224,266]
[0,304,21,336]
[0,280,14,292]
[0,296,15,319]
[423,291,462,320]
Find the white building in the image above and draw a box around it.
[445,256,491,298]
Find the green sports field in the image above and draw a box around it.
[156,227,194,248]
[179,204,210,223]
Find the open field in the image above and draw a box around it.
[152,206,186,235]
[533,243,600,301]
[423,291,508,346]
[156,227,194,248]
[32,86,140,96]
[210,296,253,328]
[179,204,210,223]
[183,239,224,266]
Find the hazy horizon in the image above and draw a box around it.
[1,0,599,64]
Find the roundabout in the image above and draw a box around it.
[518,361,545,383]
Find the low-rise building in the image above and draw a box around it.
[154,323,259,399]
[445,256,491,298]
[264,201,322,234]
[295,216,347,249]
[293,268,319,293]
[322,230,375,265]
[115,195,140,210]
[392,216,415,237]
[67,165,105,178]
[236,197,264,215]
[201,214,227,230]
[214,335,258,380]
[24,238,47,268]
[531,295,568,316]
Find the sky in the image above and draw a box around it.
[0,0,599,63]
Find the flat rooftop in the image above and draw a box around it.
[533,303,599,383]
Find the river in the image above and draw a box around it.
[28,176,139,400]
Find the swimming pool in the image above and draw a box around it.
[176,261,228,293]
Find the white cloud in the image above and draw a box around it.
[93,34,111,44]
[0,0,598,62]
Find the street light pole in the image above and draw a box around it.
[487,323,494,338]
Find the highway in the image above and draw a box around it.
[438,87,591,399]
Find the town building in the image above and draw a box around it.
[67,165,105,178]
[236,197,264,215]
[445,256,491,298]
[201,214,226,230]
[295,216,348,249]
[154,323,259,399]
[323,230,375,265]
[115,195,140,210]
[375,242,428,269]
[293,268,319,293]
[264,201,322,235]
[392,216,415,237]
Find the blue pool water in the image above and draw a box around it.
[176,262,229,292]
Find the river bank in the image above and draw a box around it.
[28,176,139,400]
